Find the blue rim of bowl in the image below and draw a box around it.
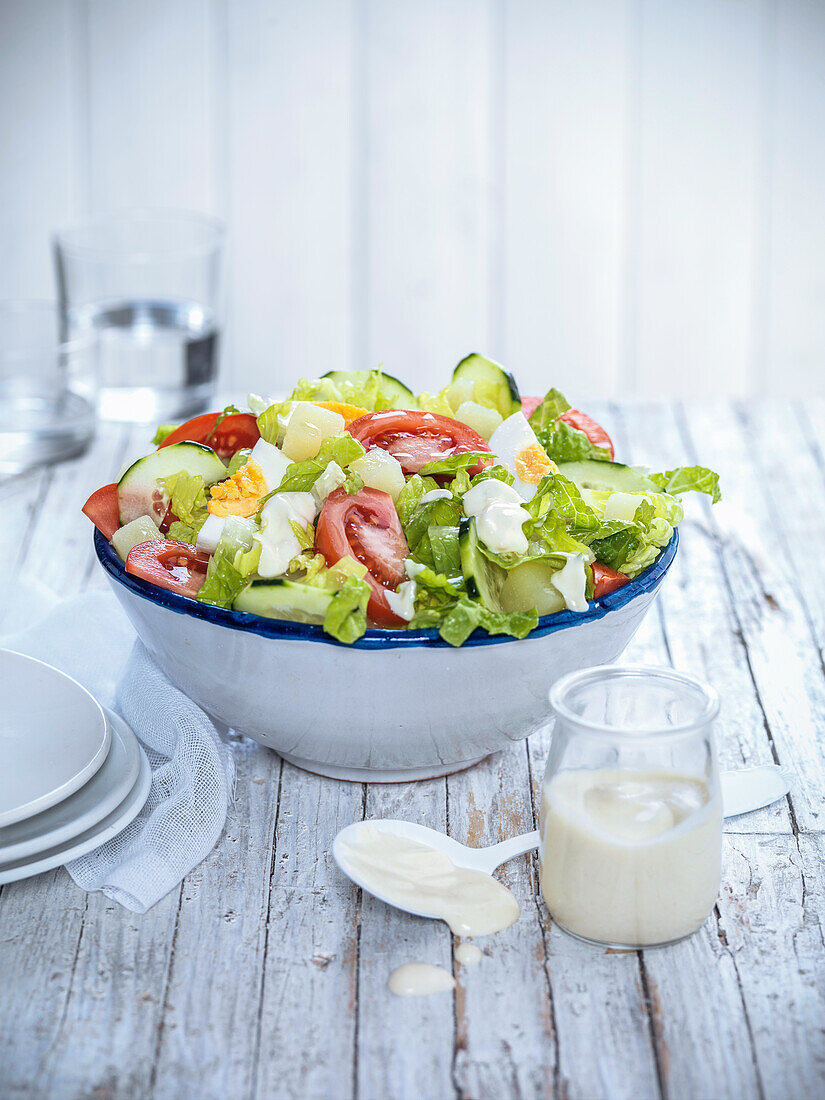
[94,527,678,651]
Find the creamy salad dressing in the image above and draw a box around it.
[337,826,520,936]
[388,963,456,997]
[548,554,588,612]
[539,769,722,946]
[462,480,530,555]
[454,943,482,966]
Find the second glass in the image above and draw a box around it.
[54,210,225,423]
[539,665,722,949]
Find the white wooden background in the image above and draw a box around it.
[1,0,824,400]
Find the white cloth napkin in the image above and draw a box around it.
[2,583,235,912]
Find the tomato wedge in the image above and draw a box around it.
[158,412,260,460]
[125,540,209,599]
[520,397,615,460]
[592,562,630,599]
[82,483,120,539]
[316,487,409,627]
[348,411,490,477]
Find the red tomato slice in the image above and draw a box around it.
[316,487,409,627]
[125,540,210,600]
[348,411,490,477]
[158,412,260,460]
[82,483,120,539]
[559,409,614,459]
[592,562,630,599]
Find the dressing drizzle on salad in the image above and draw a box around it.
[83,356,721,646]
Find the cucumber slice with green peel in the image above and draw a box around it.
[233,578,333,623]
[557,459,658,495]
[458,517,506,613]
[451,354,521,419]
[321,369,418,410]
[117,442,226,527]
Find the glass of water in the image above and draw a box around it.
[54,209,225,422]
[0,301,96,478]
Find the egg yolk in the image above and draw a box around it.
[311,401,369,426]
[515,443,556,485]
[208,460,268,517]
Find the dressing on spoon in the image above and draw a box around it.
[337,825,520,936]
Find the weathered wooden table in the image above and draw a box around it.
[1,401,824,1100]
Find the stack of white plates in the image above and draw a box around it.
[0,650,151,885]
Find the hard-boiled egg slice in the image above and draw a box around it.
[488,412,557,499]
[250,438,291,493]
[196,513,227,554]
[208,460,268,517]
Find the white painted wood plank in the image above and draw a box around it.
[447,749,558,1099]
[502,0,633,400]
[226,0,355,393]
[743,401,825,667]
[614,400,792,834]
[356,779,455,1100]
[0,0,79,298]
[253,765,363,1100]
[364,0,495,393]
[679,401,825,831]
[0,421,180,1100]
[764,0,825,396]
[634,0,764,398]
[603,406,770,1099]
[85,0,220,215]
[7,420,129,605]
[148,737,280,1100]
[0,870,89,1100]
[718,833,825,1097]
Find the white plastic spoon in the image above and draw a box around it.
[333,765,792,917]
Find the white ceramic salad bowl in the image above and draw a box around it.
[95,528,678,782]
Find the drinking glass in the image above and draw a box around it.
[54,210,225,422]
[539,665,722,949]
[0,301,96,478]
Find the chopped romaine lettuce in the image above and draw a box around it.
[650,466,721,503]
[197,516,260,607]
[323,575,371,643]
[152,423,180,445]
[159,471,210,543]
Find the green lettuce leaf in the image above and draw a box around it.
[260,432,366,500]
[224,448,251,478]
[528,473,601,532]
[649,466,721,504]
[159,471,210,543]
[589,499,675,577]
[526,387,571,431]
[395,474,438,527]
[428,525,461,577]
[256,401,291,445]
[286,369,402,413]
[323,575,371,643]
[151,423,180,445]
[438,598,538,647]
[418,451,491,477]
[416,389,455,417]
[534,418,611,464]
[197,517,260,607]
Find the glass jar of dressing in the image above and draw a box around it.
[539,665,722,949]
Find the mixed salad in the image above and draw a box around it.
[83,355,720,646]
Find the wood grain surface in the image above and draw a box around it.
[1,401,823,1100]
